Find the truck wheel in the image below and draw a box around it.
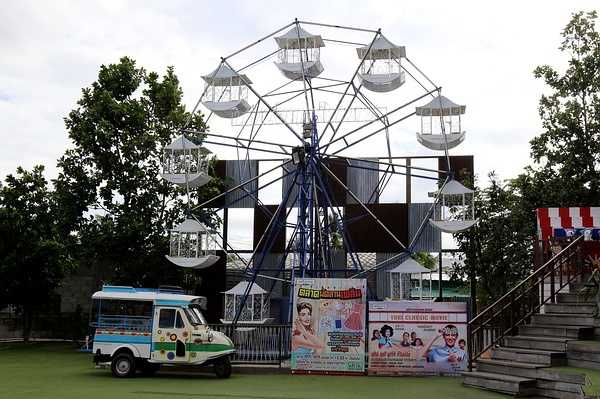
[214,357,232,379]
[140,360,160,376]
[111,352,136,378]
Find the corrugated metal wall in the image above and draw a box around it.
[346,158,379,204]
[225,160,259,208]
[408,203,441,252]
[281,162,299,207]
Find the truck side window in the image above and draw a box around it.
[176,311,185,329]
[159,309,175,328]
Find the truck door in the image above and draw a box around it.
[151,307,190,363]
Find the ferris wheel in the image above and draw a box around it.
[158,19,477,323]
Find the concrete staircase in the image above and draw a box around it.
[462,282,596,398]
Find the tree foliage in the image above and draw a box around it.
[524,10,600,206]
[454,11,600,308]
[55,57,222,287]
[0,166,72,341]
[452,173,533,307]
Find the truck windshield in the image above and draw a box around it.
[188,305,207,325]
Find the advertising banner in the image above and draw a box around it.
[291,278,367,374]
[368,301,468,376]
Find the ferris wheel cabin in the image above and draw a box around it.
[356,37,406,93]
[429,179,477,233]
[416,95,466,151]
[166,218,220,269]
[201,64,252,118]
[160,135,211,189]
[274,26,325,80]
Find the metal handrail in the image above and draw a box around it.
[467,235,585,370]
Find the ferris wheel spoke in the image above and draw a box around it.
[220,59,304,143]
[405,57,439,91]
[298,20,378,34]
[192,160,292,210]
[264,81,348,98]
[350,252,410,278]
[322,88,436,154]
[327,155,450,177]
[232,170,301,324]
[317,30,381,148]
[309,159,363,271]
[223,21,296,60]
[320,163,407,251]
[187,130,294,155]
[351,88,393,162]
[329,112,415,156]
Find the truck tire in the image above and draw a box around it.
[111,352,136,378]
[214,357,232,379]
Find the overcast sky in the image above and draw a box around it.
[1,1,598,248]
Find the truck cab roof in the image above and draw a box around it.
[92,285,207,308]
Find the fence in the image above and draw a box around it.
[209,324,291,365]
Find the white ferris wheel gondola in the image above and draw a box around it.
[416,95,466,151]
[201,64,252,118]
[160,135,212,189]
[274,26,325,80]
[356,37,406,93]
[429,180,477,233]
[165,218,220,269]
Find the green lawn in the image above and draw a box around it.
[0,342,504,399]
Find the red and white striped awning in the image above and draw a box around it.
[537,207,600,240]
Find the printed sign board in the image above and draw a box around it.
[291,278,367,374]
[368,301,468,375]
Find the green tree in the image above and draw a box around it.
[55,57,222,288]
[523,10,600,206]
[451,173,533,308]
[412,252,437,270]
[0,166,72,342]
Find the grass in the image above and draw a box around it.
[0,342,505,399]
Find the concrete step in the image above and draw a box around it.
[567,340,600,369]
[519,324,595,339]
[477,358,546,379]
[531,313,596,327]
[545,303,596,315]
[491,347,566,366]
[462,371,537,396]
[569,281,592,292]
[504,335,570,352]
[556,292,594,304]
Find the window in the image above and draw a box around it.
[159,309,176,328]
[175,311,185,329]
[98,299,152,318]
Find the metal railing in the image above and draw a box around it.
[467,235,585,370]
[209,324,291,365]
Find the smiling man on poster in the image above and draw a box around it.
[423,324,466,365]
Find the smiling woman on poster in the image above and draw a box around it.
[292,302,325,355]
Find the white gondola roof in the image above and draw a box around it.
[223,281,267,295]
[275,26,325,49]
[416,95,466,116]
[201,64,252,86]
[165,135,200,150]
[356,37,406,60]
[389,258,431,274]
[172,218,207,233]
[440,180,474,195]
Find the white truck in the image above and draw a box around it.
[90,285,235,378]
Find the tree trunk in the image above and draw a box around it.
[22,306,32,343]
